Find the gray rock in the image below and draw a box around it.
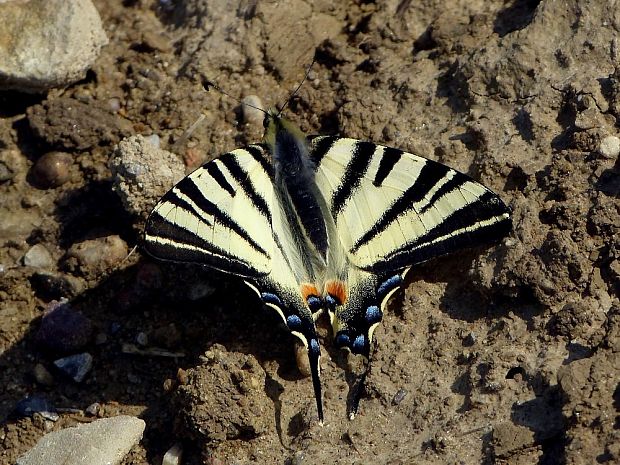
[23,244,54,269]
[110,135,185,219]
[15,395,55,418]
[32,363,55,387]
[16,415,145,465]
[53,353,93,382]
[0,0,108,92]
[85,402,101,417]
[35,300,93,354]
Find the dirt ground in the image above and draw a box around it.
[1,0,619,464]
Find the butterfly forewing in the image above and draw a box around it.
[311,136,512,273]
[144,146,275,278]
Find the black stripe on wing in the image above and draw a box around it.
[144,211,261,276]
[220,149,272,223]
[370,193,512,271]
[419,171,468,214]
[331,141,376,217]
[351,161,450,252]
[308,135,337,167]
[172,176,270,257]
[373,147,402,187]
[206,162,236,197]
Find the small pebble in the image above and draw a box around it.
[141,31,172,53]
[136,332,148,346]
[294,341,312,377]
[241,95,266,127]
[15,395,55,418]
[23,244,54,269]
[94,332,108,345]
[37,410,60,422]
[152,323,181,348]
[162,378,175,392]
[107,97,121,113]
[85,402,101,417]
[392,388,408,406]
[32,363,55,386]
[53,352,93,382]
[183,146,205,170]
[599,135,620,158]
[35,300,93,353]
[463,331,476,347]
[31,151,73,188]
[289,451,305,465]
[144,134,160,148]
[65,235,128,275]
[162,443,183,465]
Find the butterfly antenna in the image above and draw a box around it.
[276,56,316,117]
[172,78,268,152]
[202,78,268,115]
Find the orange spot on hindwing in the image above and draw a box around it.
[324,280,348,306]
[300,283,322,313]
[300,283,320,301]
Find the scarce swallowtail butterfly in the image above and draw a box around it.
[143,95,512,424]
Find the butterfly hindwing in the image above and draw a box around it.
[311,136,512,274]
[144,146,275,278]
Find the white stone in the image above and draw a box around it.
[162,443,183,465]
[0,0,108,92]
[16,415,145,465]
[599,135,620,158]
[110,136,185,218]
[23,244,54,269]
[242,95,266,127]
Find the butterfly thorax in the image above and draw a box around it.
[264,114,338,279]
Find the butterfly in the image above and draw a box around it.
[143,108,512,424]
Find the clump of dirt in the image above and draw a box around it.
[0,1,618,464]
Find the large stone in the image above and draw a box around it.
[0,0,108,92]
[16,415,145,465]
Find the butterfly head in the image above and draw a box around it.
[262,109,307,152]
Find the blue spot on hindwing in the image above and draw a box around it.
[335,332,350,348]
[309,338,320,356]
[365,305,382,324]
[261,292,282,306]
[377,275,402,299]
[352,335,366,353]
[307,296,322,311]
[325,295,337,308]
[286,314,302,330]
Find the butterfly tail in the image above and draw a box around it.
[306,337,324,424]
